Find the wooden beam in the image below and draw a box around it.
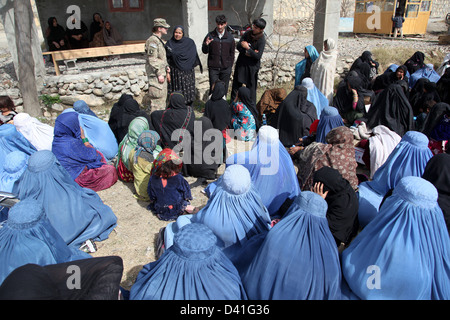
[43,43,145,61]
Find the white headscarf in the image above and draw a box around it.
[368,125,401,179]
[13,113,54,151]
[310,38,338,104]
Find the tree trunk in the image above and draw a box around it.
[14,0,41,117]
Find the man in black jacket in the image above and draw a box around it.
[202,14,236,97]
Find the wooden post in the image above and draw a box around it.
[14,0,41,117]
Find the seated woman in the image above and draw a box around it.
[357,131,433,228]
[204,80,232,137]
[52,111,118,192]
[409,64,441,89]
[0,151,29,222]
[314,105,345,144]
[0,95,17,125]
[342,176,450,300]
[296,126,359,192]
[68,102,118,161]
[116,116,150,182]
[437,68,450,104]
[404,51,426,76]
[108,94,152,144]
[364,82,414,137]
[350,50,379,84]
[164,165,272,263]
[73,99,97,117]
[219,125,300,218]
[12,150,117,248]
[0,198,91,284]
[89,12,105,48]
[231,87,258,142]
[0,256,124,300]
[275,85,317,147]
[0,124,36,165]
[333,71,367,126]
[422,153,450,235]
[65,16,89,49]
[301,77,328,119]
[256,87,287,126]
[294,45,319,87]
[241,191,342,300]
[420,102,450,155]
[313,166,359,249]
[45,17,69,51]
[151,92,195,151]
[13,113,54,151]
[372,64,408,93]
[130,223,247,300]
[102,21,123,46]
[129,130,161,201]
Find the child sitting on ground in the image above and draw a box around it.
[147,148,196,221]
[0,96,17,125]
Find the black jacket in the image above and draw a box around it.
[202,28,235,70]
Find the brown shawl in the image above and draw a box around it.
[256,88,287,116]
[297,126,359,191]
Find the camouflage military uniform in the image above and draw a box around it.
[144,33,168,111]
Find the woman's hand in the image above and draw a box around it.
[312,182,329,199]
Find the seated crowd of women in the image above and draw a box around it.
[0,46,448,300]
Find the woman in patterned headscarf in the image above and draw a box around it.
[296,126,358,192]
[129,130,162,201]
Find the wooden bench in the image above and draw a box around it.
[42,40,146,75]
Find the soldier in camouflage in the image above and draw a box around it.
[143,18,170,112]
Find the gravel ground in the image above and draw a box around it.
[0,19,449,291]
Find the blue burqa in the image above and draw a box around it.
[52,111,105,180]
[301,77,329,119]
[207,125,300,217]
[342,176,450,300]
[0,198,91,284]
[12,150,117,247]
[130,223,247,300]
[409,64,441,88]
[164,164,271,262]
[64,107,118,160]
[73,100,98,118]
[315,106,345,143]
[0,124,36,165]
[358,130,433,228]
[241,191,342,300]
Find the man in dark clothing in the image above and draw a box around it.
[392,11,405,38]
[202,15,236,97]
[230,18,267,104]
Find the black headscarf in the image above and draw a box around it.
[437,68,450,104]
[313,166,359,246]
[90,13,103,41]
[151,92,195,150]
[276,85,318,147]
[409,78,441,115]
[0,256,123,300]
[333,71,366,115]
[165,26,202,72]
[204,81,232,132]
[422,153,450,236]
[185,116,220,179]
[364,83,414,136]
[404,51,425,75]
[108,94,152,143]
[372,65,408,92]
[421,102,450,138]
[47,17,66,44]
[237,86,260,130]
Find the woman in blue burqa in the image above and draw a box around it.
[341,176,450,300]
[241,191,342,300]
[130,223,247,300]
[163,164,272,263]
[0,123,36,165]
[205,125,300,218]
[0,198,90,284]
[12,150,117,248]
[357,130,433,228]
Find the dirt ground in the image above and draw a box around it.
[91,139,250,290]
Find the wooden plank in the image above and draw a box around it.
[438,35,450,44]
[42,43,145,61]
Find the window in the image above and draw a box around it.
[420,0,431,11]
[208,0,223,11]
[109,0,144,12]
[406,3,419,17]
